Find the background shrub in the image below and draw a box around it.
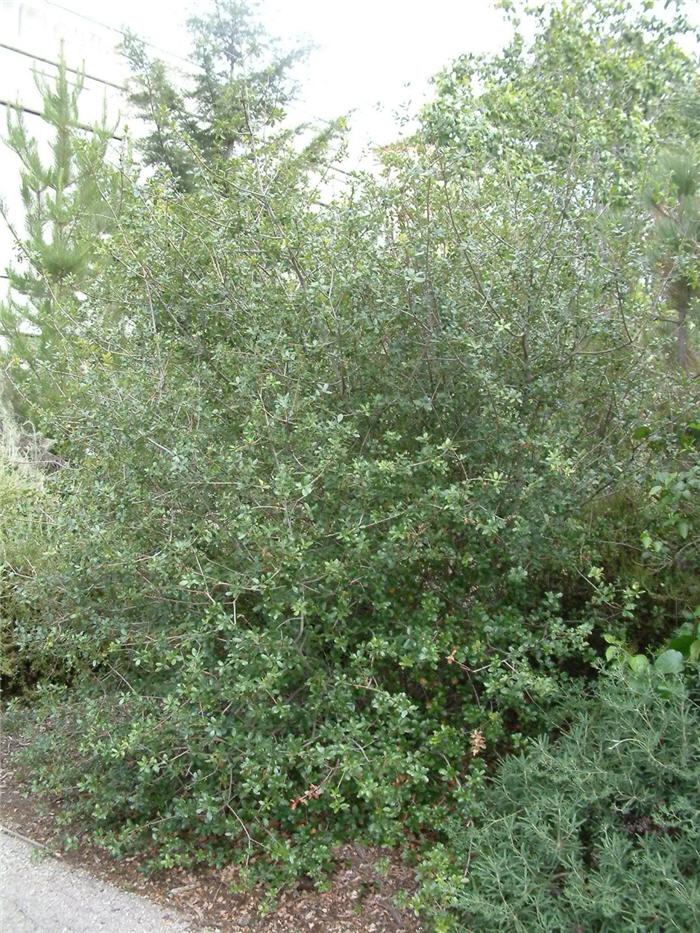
[0,405,56,688]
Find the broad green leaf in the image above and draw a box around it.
[654,650,684,674]
[668,634,694,657]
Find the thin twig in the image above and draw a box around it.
[0,825,61,857]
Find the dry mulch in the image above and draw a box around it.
[0,735,424,932]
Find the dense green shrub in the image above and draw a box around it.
[0,406,56,687]
[416,668,700,931]
[2,0,699,896]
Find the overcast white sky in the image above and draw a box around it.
[37,0,512,146]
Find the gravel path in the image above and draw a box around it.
[0,829,196,932]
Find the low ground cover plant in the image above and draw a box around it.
[415,666,700,931]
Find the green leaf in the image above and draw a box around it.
[628,654,649,673]
[667,634,694,657]
[654,650,684,674]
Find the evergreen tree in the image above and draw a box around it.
[122,0,306,189]
[0,53,116,417]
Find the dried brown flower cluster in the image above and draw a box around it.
[470,729,486,757]
[290,783,324,810]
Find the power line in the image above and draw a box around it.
[0,7,361,185]
[43,0,134,37]
[0,41,125,92]
[10,2,346,133]
[0,98,124,141]
[42,0,200,71]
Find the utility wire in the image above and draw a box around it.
[0,42,125,92]
[0,5,362,190]
[0,98,124,140]
[7,1,352,135]
[42,0,200,70]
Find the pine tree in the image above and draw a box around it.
[0,51,115,416]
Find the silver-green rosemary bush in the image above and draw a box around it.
[416,668,700,931]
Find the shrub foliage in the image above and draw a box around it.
[418,670,700,931]
[1,0,699,907]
